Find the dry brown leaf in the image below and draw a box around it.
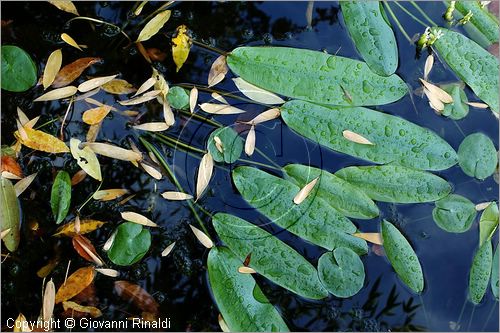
[136,42,152,63]
[243,108,281,125]
[134,77,157,97]
[43,49,63,89]
[61,33,83,51]
[163,102,175,126]
[161,242,176,257]
[114,280,159,314]
[101,79,137,95]
[103,230,117,251]
[52,57,101,88]
[293,176,319,204]
[86,122,101,143]
[419,78,453,103]
[1,155,23,178]
[466,101,490,109]
[196,152,213,200]
[424,54,434,80]
[95,268,120,278]
[423,87,445,112]
[16,107,29,126]
[1,171,21,180]
[199,103,246,115]
[354,232,383,245]
[83,142,142,161]
[136,10,171,42]
[189,224,213,248]
[72,235,103,266]
[93,189,128,201]
[189,87,198,113]
[55,266,95,303]
[53,219,105,237]
[342,130,374,145]
[118,91,160,105]
[37,256,60,278]
[33,86,77,102]
[74,87,101,102]
[43,279,56,321]
[214,136,224,153]
[233,78,285,105]
[475,202,493,211]
[78,74,117,93]
[15,127,70,153]
[245,125,256,156]
[238,266,256,274]
[133,122,169,132]
[121,211,158,227]
[211,92,229,104]
[14,172,38,197]
[82,105,112,125]
[48,1,79,15]
[63,301,102,318]
[140,162,162,180]
[208,55,228,87]
[161,191,193,201]
[71,169,87,185]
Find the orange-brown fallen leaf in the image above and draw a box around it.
[62,301,102,318]
[146,48,167,62]
[1,155,23,178]
[82,105,112,125]
[114,280,159,315]
[72,235,103,266]
[71,169,87,185]
[52,57,102,88]
[37,256,60,278]
[15,127,69,153]
[55,266,96,303]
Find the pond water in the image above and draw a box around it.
[1,1,499,332]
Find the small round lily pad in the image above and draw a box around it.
[1,45,37,92]
[167,86,189,109]
[108,222,151,266]
[432,194,477,233]
[207,126,243,163]
[458,133,497,180]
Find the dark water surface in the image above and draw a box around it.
[1,1,499,332]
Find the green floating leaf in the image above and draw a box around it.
[108,222,151,266]
[232,166,367,254]
[335,165,451,203]
[166,86,189,109]
[469,240,492,304]
[441,84,469,120]
[433,28,499,113]
[212,213,328,299]
[340,1,398,76]
[381,220,424,293]
[318,247,365,298]
[283,164,379,219]
[207,126,243,164]
[281,100,457,171]
[432,194,477,233]
[491,245,499,300]
[455,1,498,45]
[479,202,499,247]
[207,247,289,332]
[1,45,37,92]
[458,133,497,180]
[0,178,20,252]
[50,171,71,224]
[227,46,407,106]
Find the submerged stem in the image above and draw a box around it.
[177,83,268,106]
[384,2,413,43]
[409,1,439,26]
[393,2,428,27]
[65,16,132,42]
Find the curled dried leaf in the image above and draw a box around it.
[199,103,246,115]
[61,33,83,51]
[1,228,12,240]
[161,191,193,201]
[1,155,23,178]
[14,172,38,197]
[121,211,158,227]
[476,202,493,211]
[466,101,490,109]
[33,86,77,102]
[1,171,21,180]
[16,107,29,126]
[245,125,256,156]
[214,136,224,153]
[218,314,230,333]
[208,55,228,87]
[342,130,374,145]
[293,176,319,204]
[83,142,142,161]
[189,224,213,248]
[354,232,383,245]
[103,230,117,251]
[78,74,117,93]
[195,152,214,200]
[163,102,175,126]
[133,122,169,132]
[43,49,63,89]
[424,87,445,112]
[161,242,176,257]
[71,169,87,185]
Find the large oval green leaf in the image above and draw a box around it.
[227,47,407,106]
[491,245,499,300]
[281,100,457,171]
[108,222,151,266]
[207,126,243,163]
[232,166,368,254]
[318,247,365,298]
[283,164,379,219]
[207,247,289,332]
[335,165,451,203]
[479,202,499,247]
[1,45,37,92]
[212,213,328,299]
[433,28,499,113]
[458,133,498,180]
[432,194,477,233]
[340,1,397,76]
[381,220,424,293]
[50,171,71,224]
[455,1,498,45]
[0,178,20,252]
[469,240,492,304]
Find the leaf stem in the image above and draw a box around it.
[409,1,438,26]
[177,109,223,128]
[177,82,269,106]
[393,2,428,27]
[77,181,103,213]
[191,39,228,56]
[65,17,132,43]
[384,2,413,43]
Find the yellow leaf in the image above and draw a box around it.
[342,130,374,145]
[78,74,118,93]
[70,138,102,181]
[55,266,95,303]
[101,79,137,95]
[37,257,59,278]
[15,127,69,153]
[82,105,112,125]
[208,55,228,87]
[43,49,63,89]
[48,1,79,15]
[134,1,148,16]
[293,176,319,204]
[189,224,213,248]
[238,266,256,274]
[83,142,142,161]
[172,25,192,72]
[136,10,171,42]
[93,189,128,201]
[33,86,78,102]
[353,232,383,245]
[13,313,30,332]
[211,92,228,104]
[121,211,158,227]
[53,219,106,237]
[61,33,83,51]
[63,301,102,318]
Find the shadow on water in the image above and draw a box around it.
[1,1,498,332]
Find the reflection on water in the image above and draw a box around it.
[1,1,498,331]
